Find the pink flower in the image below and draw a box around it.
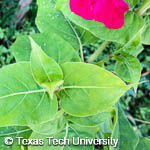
[70,0,129,29]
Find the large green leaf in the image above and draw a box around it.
[60,62,132,117]
[110,103,139,150]
[36,0,80,50]
[66,111,111,127]
[56,0,144,44]
[142,25,150,45]
[12,33,80,63]
[115,53,141,84]
[0,62,57,126]
[0,126,32,150]
[30,37,63,98]
[29,124,98,150]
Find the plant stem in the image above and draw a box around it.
[137,0,150,15]
[127,115,150,125]
[87,41,110,63]
[141,71,150,77]
[80,44,84,62]
[61,122,68,150]
[96,55,113,66]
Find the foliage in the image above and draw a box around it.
[0,0,150,150]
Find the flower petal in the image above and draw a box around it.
[70,0,94,20]
[93,0,129,29]
[69,0,129,29]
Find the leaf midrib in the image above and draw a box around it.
[0,128,32,137]
[0,89,47,100]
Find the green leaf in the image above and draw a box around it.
[66,111,111,127]
[29,123,98,150]
[36,0,80,50]
[56,0,144,44]
[110,103,139,150]
[60,62,132,117]
[121,32,143,56]
[0,126,32,150]
[115,53,141,84]
[12,33,80,63]
[36,0,97,49]
[0,62,57,126]
[30,110,66,136]
[117,31,144,57]
[129,44,144,57]
[142,25,150,45]
[136,137,150,150]
[74,25,98,45]
[30,37,63,98]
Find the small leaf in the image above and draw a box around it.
[129,44,144,57]
[115,53,141,84]
[30,37,63,98]
[121,32,144,56]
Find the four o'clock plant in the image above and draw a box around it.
[0,0,150,149]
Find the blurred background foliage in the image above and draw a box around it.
[0,0,149,137]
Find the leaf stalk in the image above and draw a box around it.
[137,0,150,15]
[87,41,110,63]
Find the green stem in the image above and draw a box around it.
[127,115,150,125]
[137,0,150,15]
[87,41,110,63]
[61,122,68,150]
[96,55,112,66]
[80,44,84,62]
